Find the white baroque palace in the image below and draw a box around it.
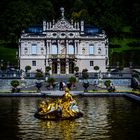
[19,8,109,74]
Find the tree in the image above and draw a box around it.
[82,81,89,92]
[47,77,55,89]
[25,65,31,72]
[74,66,79,77]
[74,66,79,73]
[104,80,111,88]
[94,66,99,72]
[45,66,51,76]
[10,80,20,93]
[68,76,77,88]
[35,71,44,80]
[46,66,51,73]
[82,69,89,79]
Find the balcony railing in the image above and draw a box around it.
[48,54,75,59]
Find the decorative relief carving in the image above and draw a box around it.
[52,19,74,30]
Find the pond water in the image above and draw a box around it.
[0,97,140,140]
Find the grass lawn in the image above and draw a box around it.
[109,38,140,53]
[0,45,18,65]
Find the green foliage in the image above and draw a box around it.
[0,45,17,65]
[45,66,51,72]
[25,65,31,71]
[82,81,89,92]
[35,71,44,80]
[74,66,79,72]
[10,80,19,88]
[0,0,140,67]
[94,66,99,71]
[82,69,89,79]
[47,77,55,86]
[68,76,77,85]
[104,80,111,88]
[0,0,139,42]
[132,73,139,78]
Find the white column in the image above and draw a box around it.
[57,40,59,54]
[66,59,69,74]
[49,61,52,74]
[66,40,68,56]
[57,59,60,74]
[74,41,77,54]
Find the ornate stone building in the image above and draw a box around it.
[19,8,109,74]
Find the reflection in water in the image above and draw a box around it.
[0,97,140,140]
[39,120,76,140]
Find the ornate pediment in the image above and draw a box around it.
[52,19,74,31]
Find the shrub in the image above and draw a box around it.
[104,80,111,88]
[10,80,20,93]
[74,66,79,72]
[132,73,139,78]
[35,71,44,80]
[94,66,99,71]
[127,42,140,48]
[83,81,89,92]
[47,77,55,86]
[82,69,89,79]
[68,76,77,86]
[10,80,19,88]
[25,65,31,72]
[109,44,121,48]
[45,66,51,72]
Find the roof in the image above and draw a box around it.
[84,25,102,36]
[25,25,43,34]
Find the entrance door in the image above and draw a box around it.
[52,61,57,74]
[69,61,74,74]
[60,59,66,74]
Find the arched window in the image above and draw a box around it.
[51,44,57,54]
[67,44,74,54]
[89,44,94,55]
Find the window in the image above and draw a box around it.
[98,48,101,54]
[24,48,28,54]
[51,44,57,54]
[31,44,37,55]
[89,45,94,55]
[32,61,36,66]
[90,61,94,66]
[41,48,44,54]
[67,45,74,54]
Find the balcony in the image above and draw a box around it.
[48,54,75,59]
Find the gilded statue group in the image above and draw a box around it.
[35,88,83,120]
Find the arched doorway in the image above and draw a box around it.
[69,59,74,74]
[60,59,66,74]
[52,59,57,74]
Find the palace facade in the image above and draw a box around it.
[19,8,109,74]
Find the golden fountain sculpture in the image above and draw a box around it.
[34,88,83,120]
